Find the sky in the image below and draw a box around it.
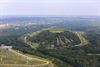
[0,0,100,16]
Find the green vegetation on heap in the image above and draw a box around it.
[24,27,89,49]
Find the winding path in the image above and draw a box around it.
[74,32,89,47]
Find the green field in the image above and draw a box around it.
[0,48,52,67]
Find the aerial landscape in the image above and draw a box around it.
[0,0,100,67]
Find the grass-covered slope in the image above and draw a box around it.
[0,48,53,67]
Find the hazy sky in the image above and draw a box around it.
[0,0,100,16]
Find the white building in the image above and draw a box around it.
[0,44,12,49]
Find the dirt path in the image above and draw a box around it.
[74,32,89,47]
[0,64,48,67]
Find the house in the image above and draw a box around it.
[0,44,12,49]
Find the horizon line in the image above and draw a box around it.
[0,15,100,17]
